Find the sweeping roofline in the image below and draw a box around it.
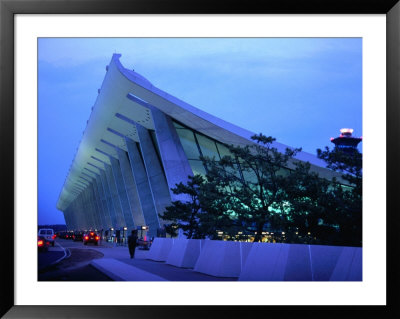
[56,54,331,211]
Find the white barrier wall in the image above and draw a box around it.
[147,237,174,261]
[239,242,362,281]
[166,239,205,268]
[148,238,362,281]
[193,241,253,277]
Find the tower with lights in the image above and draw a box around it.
[330,128,362,154]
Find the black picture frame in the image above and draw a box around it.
[1,0,399,318]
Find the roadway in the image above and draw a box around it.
[39,238,237,281]
[38,239,113,281]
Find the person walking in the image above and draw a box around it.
[128,230,138,259]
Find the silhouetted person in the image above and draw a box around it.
[128,230,138,259]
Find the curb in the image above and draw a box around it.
[91,258,166,281]
[49,242,70,266]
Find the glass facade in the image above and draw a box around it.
[173,120,294,191]
[173,120,261,184]
[174,127,201,160]
[173,121,233,177]
[196,134,220,160]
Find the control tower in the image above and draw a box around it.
[330,128,362,154]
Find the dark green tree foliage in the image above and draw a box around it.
[316,147,362,246]
[195,175,237,240]
[164,223,178,238]
[284,161,342,245]
[159,175,205,239]
[202,134,301,242]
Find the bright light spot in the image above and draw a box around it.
[340,128,353,134]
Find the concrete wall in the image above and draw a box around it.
[193,241,253,278]
[239,242,362,281]
[165,239,205,268]
[147,238,175,262]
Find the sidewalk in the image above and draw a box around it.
[90,246,237,281]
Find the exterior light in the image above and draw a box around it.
[282,232,285,235]
[123,227,127,230]
[340,128,353,134]
[238,232,243,235]
[295,232,299,235]
[110,228,114,231]
[307,232,311,235]
[271,233,274,235]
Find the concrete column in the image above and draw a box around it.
[66,206,76,231]
[65,205,76,231]
[109,156,135,230]
[116,147,145,230]
[125,137,159,237]
[95,174,113,228]
[89,174,108,231]
[71,197,80,230]
[83,171,106,229]
[76,194,88,230]
[82,188,95,230]
[88,180,106,230]
[135,124,171,224]
[88,183,102,230]
[104,163,126,227]
[149,108,194,202]
[99,169,118,228]
[67,203,78,230]
[63,209,72,231]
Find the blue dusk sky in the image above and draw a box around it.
[38,38,362,225]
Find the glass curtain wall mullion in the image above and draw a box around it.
[173,119,250,181]
[192,133,209,174]
[135,141,146,167]
[174,127,200,160]
[149,130,167,179]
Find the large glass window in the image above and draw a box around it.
[173,120,243,180]
[188,160,207,177]
[175,128,201,160]
[216,142,233,159]
[196,133,220,160]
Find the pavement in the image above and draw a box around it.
[89,242,237,281]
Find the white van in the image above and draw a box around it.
[38,229,55,246]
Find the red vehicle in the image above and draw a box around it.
[83,232,100,245]
[38,236,50,252]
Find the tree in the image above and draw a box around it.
[284,161,342,245]
[316,147,362,246]
[164,223,178,238]
[159,174,206,239]
[201,134,301,242]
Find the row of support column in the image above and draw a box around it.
[62,97,194,238]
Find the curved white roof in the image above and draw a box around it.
[56,54,333,211]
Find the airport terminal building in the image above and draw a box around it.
[56,54,338,239]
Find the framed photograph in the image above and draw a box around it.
[1,0,399,318]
